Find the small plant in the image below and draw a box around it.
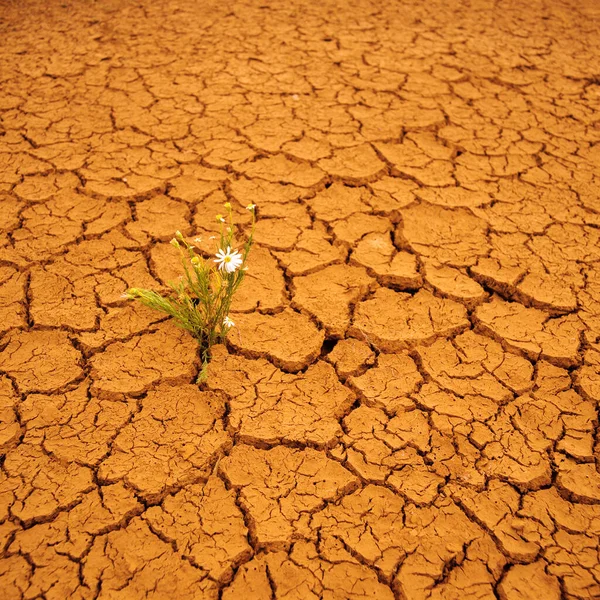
[124,202,256,381]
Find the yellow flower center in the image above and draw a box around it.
[224,256,231,262]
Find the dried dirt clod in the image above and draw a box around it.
[527,387,596,461]
[167,175,221,205]
[98,383,229,502]
[331,213,392,247]
[221,557,271,600]
[498,561,561,600]
[144,477,251,584]
[77,303,166,351]
[94,257,160,306]
[292,263,375,337]
[236,154,325,188]
[0,556,32,599]
[224,541,395,600]
[0,196,21,233]
[515,272,578,314]
[253,218,301,251]
[534,360,572,395]
[83,518,218,599]
[220,444,359,551]
[0,266,27,333]
[415,334,514,404]
[368,177,418,215]
[308,182,372,223]
[3,531,82,599]
[256,199,312,228]
[397,203,489,267]
[416,186,492,208]
[375,139,454,187]
[29,266,102,330]
[471,257,526,296]
[274,225,347,276]
[388,466,445,506]
[8,482,142,571]
[348,352,422,414]
[481,406,553,491]
[576,346,600,403]
[59,235,142,273]
[9,200,82,262]
[351,232,422,288]
[557,462,600,504]
[393,497,500,600]
[11,173,80,205]
[20,382,136,466]
[84,175,166,200]
[207,345,354,448]
[0,329,83,393]
[343,405,429,481]
[318,145,386,181]
[134,195,191,240]
[350,288,469,352]
[424,262,486,307]
[228,178,308,207]
[0,376,20,453]
[517,487,600,585]
[475,296,584,367]
[228,308,324,371]
[229,246,287,313]
[89,323,199,398]
[415,382,499,424]
[283,136,332,161]
[310,485,406,581]
[450,480,548,562]
[1,442,94,525]
[325,338,375,379]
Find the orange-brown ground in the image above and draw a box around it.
[0,0,599,598]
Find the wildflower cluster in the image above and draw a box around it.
[124,202,256,380]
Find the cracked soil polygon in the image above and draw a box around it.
[98,383,230,502]
[227,308,325,371]
[207,345,354,448]
[1,0,600,597]
[350,288,469,351]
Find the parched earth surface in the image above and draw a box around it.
[1,0,600,598]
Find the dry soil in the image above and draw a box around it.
[0,0,600,598]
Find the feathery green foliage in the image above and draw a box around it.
[124,203,255,381]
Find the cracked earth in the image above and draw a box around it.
[0,0,599,598]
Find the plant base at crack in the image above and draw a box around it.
[124,204,255,383]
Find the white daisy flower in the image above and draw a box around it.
[214,246,243,273]
[223,316,235,328]
[246,203,256,211]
